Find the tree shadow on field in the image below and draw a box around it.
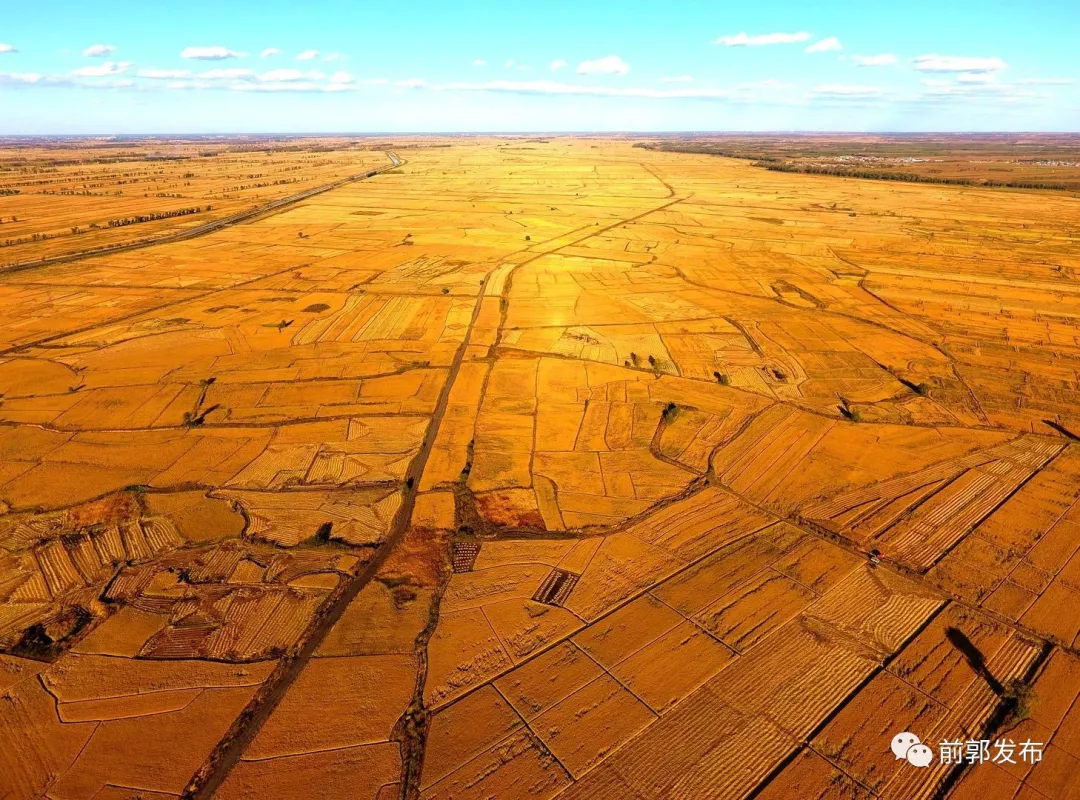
[946,626,1003,696]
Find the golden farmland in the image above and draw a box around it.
[0,137,390,265]
[2,136,1080,799]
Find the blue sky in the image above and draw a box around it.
[1,0,1077,133]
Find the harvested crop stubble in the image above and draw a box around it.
[2,136,1079,800]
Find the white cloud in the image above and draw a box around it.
[472,59,486,67]
[258,69,322,82]
[739,78,794,90]
[912,55,1007,73]
[855,54,898,67]
[957,72,997,84]
[805,37,842,53]
[82,44,116,58]
[812,83,883,98]
[550,59,568,71]
[233,80,345,93]
[260,48,280,58]
[661,75,694,83]
[137,68,191,79]
[0,43,16,54]
[71,61,131,77]
[296,49,319,61]
[716,31,811,47]
[198,68,255,80]
[322,53,343,62]
[1,72,84,89]
[0,71,41,84]
[915,81,1049,104]
[494,60,529,73]
[182,46,245,60]
[439,79,729,99]
[576,55,630,76]
[1017,77,1074,85]
[0,64,413,94]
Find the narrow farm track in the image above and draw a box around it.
[184,274,489,799]
[186,182,693,799]
[183,167,683,800]
[395,192,692,798]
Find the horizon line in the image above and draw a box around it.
[2,130,1078,138]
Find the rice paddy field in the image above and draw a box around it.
[2,134,1080,799]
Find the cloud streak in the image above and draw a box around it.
[438,79,729,99]
[231,81,351,93]
[576,55,630,75]
[739,78,794,90]
[137,68,192,79]
[811,83,883,98]
[855,54,898,67]
[957,72,997,84]
[72,61,132,77]
[82,44,117,58]
[182,46,245,60]
[805,37,842,53]
[1016,77,1074,85]
[258,69,313,82]
[716,31,811,47]
[912,80,1050,105]
[912,55,1007,73]
[198,68,255,80]
[0,72,44,85]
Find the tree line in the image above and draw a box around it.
[631,143,1075,191]
[106,206,208,228]
[757,162,1073,190]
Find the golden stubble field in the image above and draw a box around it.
[1,136,1080,800]
[0,137,390,265]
